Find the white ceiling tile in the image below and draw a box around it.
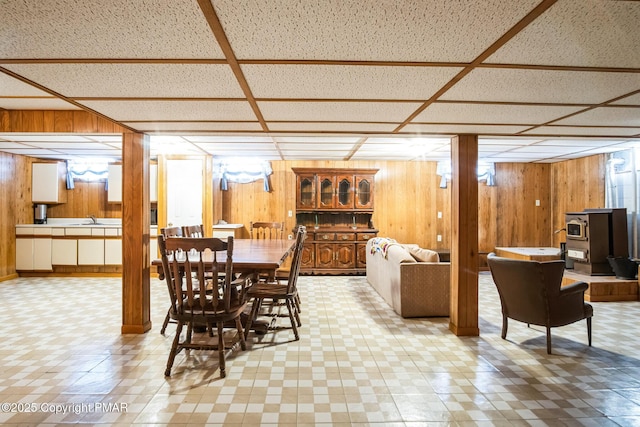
[403,124,529,134]
[554,107,640,127]
[531,138,627,147]
[510,145,585,154]
[82,100,257,121]
[441,68,640,104]
[414,102,584,124]
[278,143,356,150]
[487,1,640,68]
[267,122,398,133]
[0,142,33,149]
[242,64,462,100]
[25,142,114,150]
[0,72,52,96]
[281,150,350,157]
[259,101,420,122]
[127,122,263,132]
[183,135,274,143]
[478,144,522,153]
[214,0,539,61]
[0,98,80,110]
[612,93,640,106]
[4,64,245,98]
[0,0,224,59]
[523,126,640,137]
[479,138,542,146]
[274,136,360,143]
[3,134,92,142]
[194,143,276,151]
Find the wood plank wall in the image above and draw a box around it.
[217,159,587,253]
[551,155,606,247]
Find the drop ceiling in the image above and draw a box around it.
[0,0,639,163]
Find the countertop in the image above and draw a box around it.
[16,218,129,228]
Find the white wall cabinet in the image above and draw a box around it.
[32,163,67,204]
[107,164,122,203]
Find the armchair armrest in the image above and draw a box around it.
[559,281,588,296]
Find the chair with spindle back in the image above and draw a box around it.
[159,226,183,334]
[158,235,250,377]
[182,224,204,238]
[249,221,285,283]
[249,221,284,240]
[245,226,306,341]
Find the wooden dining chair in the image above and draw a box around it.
[245,226,306,341]
[249,221,285,282]
[182,224,204,238]
[160,226,183,238]
[158,235,250,377]
[249,221,284,240]
[159,226,184,334]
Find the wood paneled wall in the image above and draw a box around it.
[0,152,34,279]
[492,163,552,247]
[0,110,124,134]
[46,181,121,219]
[551,155,606,247]
[218,160,551,251]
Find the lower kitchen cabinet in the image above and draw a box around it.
[16,228,52,271]
[51,239,78,265]
[78,239,105,265]
[104,239,122,265]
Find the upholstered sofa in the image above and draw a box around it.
[366,238,450,318]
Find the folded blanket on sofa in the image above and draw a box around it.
[369,237,398,258]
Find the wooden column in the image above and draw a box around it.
[121,131,151,334]
[449,134,480,336]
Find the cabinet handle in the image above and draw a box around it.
[342,235,348,240]
[322,235,328,240]
[362,235,370,240]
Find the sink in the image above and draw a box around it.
[67,222,107,226]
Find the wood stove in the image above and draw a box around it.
[565,208,628,275]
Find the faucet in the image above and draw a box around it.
[88,215,97,224]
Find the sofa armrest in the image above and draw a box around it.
[399,262,450,317]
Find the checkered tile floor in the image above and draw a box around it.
[1,272,640,426]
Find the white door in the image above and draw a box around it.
[166,159,203,227]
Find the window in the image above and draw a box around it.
[219,159,273,192]
[66,160,109,189]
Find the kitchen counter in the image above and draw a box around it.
[15,219,157,274]
[16,218,123,228]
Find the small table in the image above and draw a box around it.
[494,247,562,262]
[212,223,244,239]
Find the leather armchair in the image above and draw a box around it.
[487,253,593,354]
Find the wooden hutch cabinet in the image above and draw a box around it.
[292,167,378,275]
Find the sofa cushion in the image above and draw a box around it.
[408,246,440,262]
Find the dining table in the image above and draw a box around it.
[153,237,296,335]
[152,237,296,281]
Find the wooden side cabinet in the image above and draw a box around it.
[292,167,378,275]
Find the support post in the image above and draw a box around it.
[449,134,480,336]
[121,131,151,334]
